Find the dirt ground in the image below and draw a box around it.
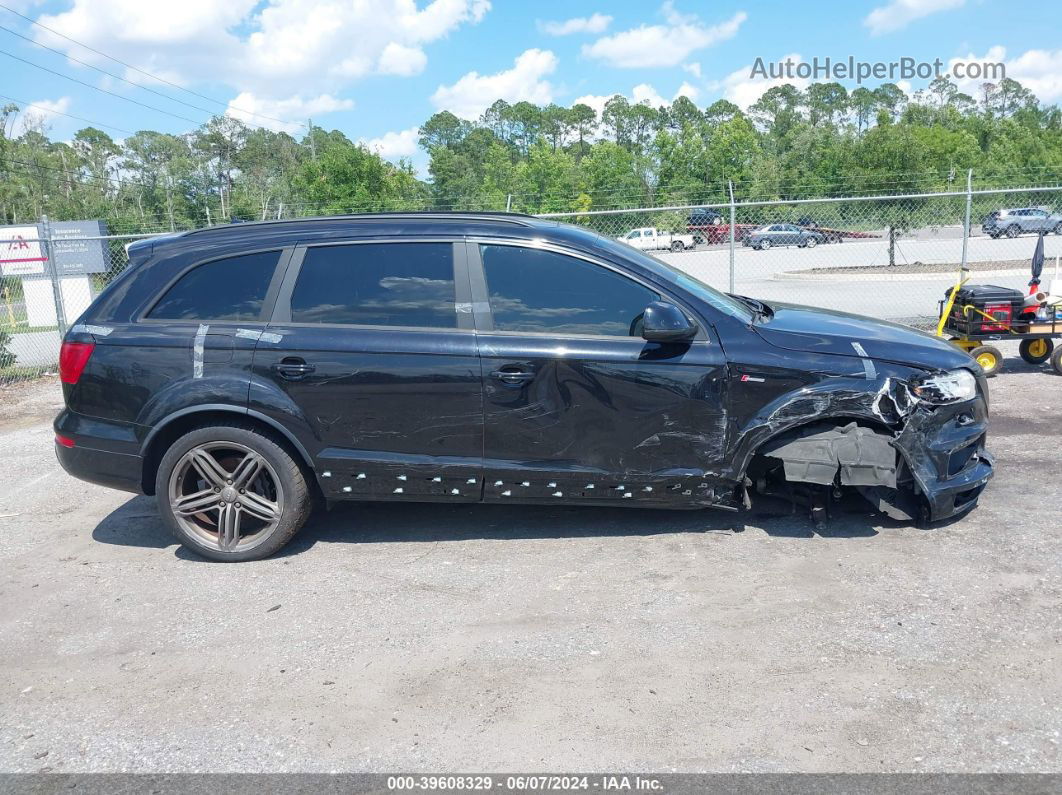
[1,347,1060,773]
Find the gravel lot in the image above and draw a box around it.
[1,348,1060,774]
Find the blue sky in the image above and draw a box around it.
[2,0,1061,176]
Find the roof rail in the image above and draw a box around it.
[180,211,541,237]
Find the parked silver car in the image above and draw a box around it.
[743,224,826,250]
[982,207,1062,238]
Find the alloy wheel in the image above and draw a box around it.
[167,441,284,553]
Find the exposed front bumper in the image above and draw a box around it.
[893,394,994,522]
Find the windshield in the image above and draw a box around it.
[589,232,757,323]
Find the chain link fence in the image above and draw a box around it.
[540,184,1062,331]
[3,184,1061,387]
[1,226,158,385]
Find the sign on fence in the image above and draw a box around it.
[1,219,109,328]
[49,220,109,276]
[0,224,46,276]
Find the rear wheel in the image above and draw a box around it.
[1052,345,1062,376]
[156,423,312,561]
[1019,337,1053,364]
[970,345,1003,377]
[1054,222,1062,235]
[804,236,818,248]
[670,240,685,252]
[760,239,772,250]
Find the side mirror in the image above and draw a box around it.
[641,301,697,343]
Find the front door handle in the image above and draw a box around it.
[272,357,316,380]
[490,368,535,385]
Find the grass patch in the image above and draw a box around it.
[0,365,53,386]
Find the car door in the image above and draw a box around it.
[643,229,656,249]
[468,240,730,506]
[250,239,483,502]
[1029,209,1050,232]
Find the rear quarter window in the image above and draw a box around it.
[147,250,280,321]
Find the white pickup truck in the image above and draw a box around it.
[617,227,697,252]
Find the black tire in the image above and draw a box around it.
[969,345,1004,377]
[1051,345,1062,376]
[670,240,685,252]
[1019,338,1054,364]
[1054,222,1062,235]
[804,236,818,248]
[760,239,772,250]
[155,422,313,562]
[1005,225,1020,238]
[989,232,1000,239]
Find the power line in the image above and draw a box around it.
[0,23,276,131]
[5,157,163,190]
[0,92,135,135]
[0,48,204,126]
[0,2,308,131]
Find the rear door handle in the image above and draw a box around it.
[490,368,535,385]
[272,358,316,380]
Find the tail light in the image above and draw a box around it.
[59,341,95,384]
[55,433,75,448]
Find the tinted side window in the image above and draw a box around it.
[290,242,455,328]
[481,245,656,337]
[148,250,279,321]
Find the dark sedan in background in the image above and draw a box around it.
[743,224,827,250]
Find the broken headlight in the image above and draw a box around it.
[911,368,977,404]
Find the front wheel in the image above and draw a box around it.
[970,345,1003,377]
[156,423,313,561]
[760,239,772,250]
[804,236,818,248]
[1005,225,1020,238]
[1054,222,1062,235]
[670,240,685,252]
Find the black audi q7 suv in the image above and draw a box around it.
[55,214,993,561]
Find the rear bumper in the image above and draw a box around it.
[55,441,144,494]
[53,409,145,495]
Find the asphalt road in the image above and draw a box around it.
[1,355,1060,773]
[657,231,1060,322]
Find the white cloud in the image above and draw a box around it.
[431,48,558,119]
[949,46,1062,104]
[19,96,71,132]
[377,43,428,76]
[360,127,420,159]
[32,0,491,126]
[674,81,699,102]
[573,83,699,119]
[709,53,808,109]
[225,92,354,132]
[864,0,965,36]
[582,3,745,68]
[538,13,612,36]
[631,84,667,107]
[682,62,702,78]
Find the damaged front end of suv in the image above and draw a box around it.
[720,303,994,527]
